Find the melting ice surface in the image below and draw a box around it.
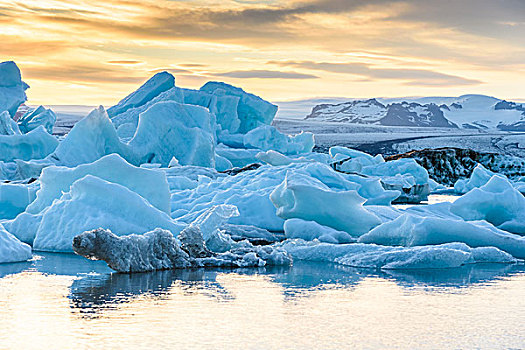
[0,253,524,350]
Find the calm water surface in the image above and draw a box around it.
[0,253,524,349]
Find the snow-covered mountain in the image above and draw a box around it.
[305,94,525,130]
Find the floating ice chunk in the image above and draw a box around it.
[0,224,32,264]
[111,86,184,133]
[50,106,129,166]
[73,226,291,273]
[270,172,382,236]
[429,178,447,192]
[329,146,380,163]
[450,175,525,235]
[107,71,175,117]
[128,101,217,167]
[454,164,495,194]
[280,240,516,269]
[26,153,171,215]
[358,213,525,258]
[362,158,429,185]
[32,175,184,252]
[243,125,314,155]
[200,82,277,133]
[73,228,190,273]
[284,218,357,244]
[0,111,21,135]
[0,61,29,117]
[0,183,37,220]
[0,126,58,162]
[18,105,56,134]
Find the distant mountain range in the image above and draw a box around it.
[301,95,525,130]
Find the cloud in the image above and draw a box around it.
[212,69,318,79]
[107,60,143,65]
[270,60,482,85]
[22,63,147,84]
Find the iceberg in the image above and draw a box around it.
[358,213,525,258]
[111,87,185,137]
[32,175,184,252]
[0,183,36,220]
[0,224,32,264]
[128,101,217,167]
[450,175,525,235]
[200,82,278,133]
[18,105,56,134]
[0,126,58,162]
[107,71,175,117]
[73,226,291,273]
[50,106,129,167]
[183,88,241,133]
[270,172,382,236]
[26,153,171,215]
[0,111,21,135]
[243,125,315,155]
[454,164,495,193]
[281,240,516,270]
[0,61,29,117]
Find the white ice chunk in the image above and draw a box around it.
[450,175,525,235]
[200,82,277,133]
[18,105,56,134]
[0,223,32,264]
[243,125,314,155]
[0,111,21,135]
[128,101,217,167]
[270,172,381,236]
[26,153,170,215]
[0,126,58,162]
[0,61,28,117]
[107,71,175,117]
[32,175,184,252]
[358,213,525,258]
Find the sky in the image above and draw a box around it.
[1,0,524,105]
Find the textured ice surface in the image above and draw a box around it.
[107,72,175,117]
[0,126,58,162]
[18,105,56,134]
[0,61,28,117]
[284,218,357,244]
[270,171,382,236]
[0,111,21,135]
[454,164,495,193]
[73,226,291,273]
[111,87,184,135]
[200,81,278,133]
[450,175,525,235]
[243,125,314,155]
[281,240,516,269]
[0,223,32,264]
[50,106,129,167]
[0,183,36,220]
[26,154,170,215]
[32,175,184,252]
[358,213,525,258]
[128,101,216,167]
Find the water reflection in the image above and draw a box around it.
[65,259,525,315]
[1,253,524,315]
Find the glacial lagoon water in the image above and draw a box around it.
[0,253,524,349]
